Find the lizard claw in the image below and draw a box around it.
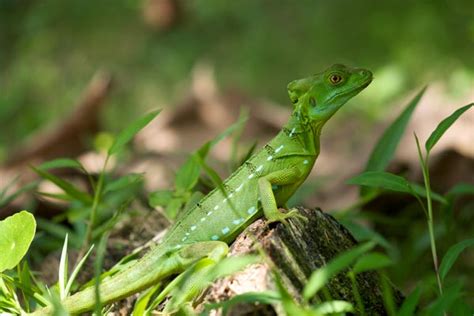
[266,208,308,227]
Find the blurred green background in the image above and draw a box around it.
[1,0,473,161]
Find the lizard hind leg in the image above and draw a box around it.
[150,241,229,314]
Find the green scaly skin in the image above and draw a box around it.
[31,64,372,315]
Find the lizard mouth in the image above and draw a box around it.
[327,72,373,104]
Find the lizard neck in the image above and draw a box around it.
[285,107,323,152]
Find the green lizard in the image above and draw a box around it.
[32,64,372,315]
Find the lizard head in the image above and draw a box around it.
[287,64,372,123]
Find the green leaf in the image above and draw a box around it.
[398,286,422,316]
[174,155,201,192]
[38,158,85,171]
[149,190,174,207]
[65,244,94,297]
[0,211,36,272]
[303,242,375,300]
[58,234,69,299]
[409,183,447,204]
[210,255,260,280]
[364,88,425,173]
[174,114,248,193]
[0,181,38,209]
[104,173,143,194]
[203,291,280,314]
[348,171,411,194]
[426,283,463,316]
[425,103,473,153]
[32,166,93,204]
[439,238,474,281]
[352,252,392,274]
[312,300,354,314]
[108,109,161,155]
[446,183,474,196]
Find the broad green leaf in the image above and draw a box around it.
[108,109,161,155]
[439,238,474,281]
[0,211,36,272]
[425,103,473,153]
[348,171,411,194]
[38,158,85,171]
[312,300,354,314]
[352,252,392,274]
[165,197,185,219]
[398,286,421,316]
[32,167,93,204]
[446,183,474,196]
[149,190,174,207]
[425,283,463,316]
[364,88,425,173]
[174,155,201,192]
[303,242,375,300]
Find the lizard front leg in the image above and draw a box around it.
[258,167,307,225]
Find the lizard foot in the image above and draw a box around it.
[266,208,308,226]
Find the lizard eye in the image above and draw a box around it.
[329,74,343,85]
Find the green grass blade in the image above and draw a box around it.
[303,242,375,300]
[439,238,474,281]
[311,300,354,314]
[352,252,392,274]
[108,109,161,155]
[425,103,473,153]
[32,166,93,204]
[348,171,411,194]
[364,88,426,173]
[38,158,85,171]
[58,234,69,299]
[398,286,421,316]
[65,244,94,297]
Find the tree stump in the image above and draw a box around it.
[197,207,404,315]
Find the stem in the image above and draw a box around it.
[414,135,443,296]
[79,154,110,259]
[349,271,366,316]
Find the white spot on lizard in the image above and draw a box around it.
[256,165,263,172]
[247,206,256,214]
[211,235,219,240]
[222,227,230,234]
[275,145,284,153]
[190,225,197,231]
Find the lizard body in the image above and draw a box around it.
[32,64,372,315]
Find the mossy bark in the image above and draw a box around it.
[198,207,404,315]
